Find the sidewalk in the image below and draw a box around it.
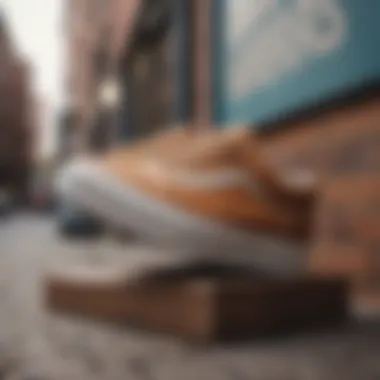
[0,213,379,379]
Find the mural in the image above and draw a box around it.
[217,0,380,125]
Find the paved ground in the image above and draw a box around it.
[0,212,380,379]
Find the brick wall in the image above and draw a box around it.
[0,21,34,198]
[127,34,173,139]
[66,0,142,149]
[66,0,106,148]
[261,97,380,176]
[260,96,380,303]
[108,0,140,67]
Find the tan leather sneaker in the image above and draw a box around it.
[56,126,316,274]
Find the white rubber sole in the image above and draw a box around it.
[55,160,306,276]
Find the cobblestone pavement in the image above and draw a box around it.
[0,212,380,379]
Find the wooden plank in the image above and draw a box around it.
[45,265,348,343]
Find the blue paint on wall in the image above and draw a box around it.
[214,0,380,127]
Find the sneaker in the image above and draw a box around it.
[56,127,316,275]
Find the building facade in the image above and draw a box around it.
[64,0,213,150]
[65,0,105,150]
[0,12,35,201]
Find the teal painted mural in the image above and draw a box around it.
[215,0,380,126]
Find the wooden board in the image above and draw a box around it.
[45,264,348,343]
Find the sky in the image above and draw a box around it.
[0,0,64,158]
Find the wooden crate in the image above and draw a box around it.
[45,264,348,343]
